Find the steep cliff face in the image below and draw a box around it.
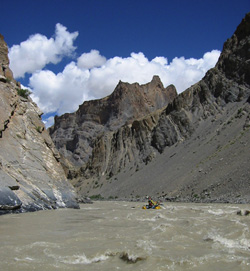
[151,13,250,155]
[0,35,79,214]
[51,13,250,203]
[49,77,177,173]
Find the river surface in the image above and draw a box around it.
[0,201,250,271]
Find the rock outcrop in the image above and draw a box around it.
[49,77,177,177]
[50,13,250,203]
[0,34,15,83]
[0,35,79,214]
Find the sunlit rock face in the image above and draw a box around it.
[48,75,177,173]
[0,35,79,214]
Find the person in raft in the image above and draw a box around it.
[148,197,158,208]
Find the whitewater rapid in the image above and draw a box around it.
[0,201,249,270]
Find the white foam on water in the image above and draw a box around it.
[136,213,165,222]
[62,253,109,265]
[232,219,249,230]
[152,223,172,232]
[14,256,35,262]
[207,209,225,215]
[207,208,236,216]
[44,250,110,265]
[208,233,250,251]
[81,206,101,210]
[166,218,182,225]
[136,217,158,222]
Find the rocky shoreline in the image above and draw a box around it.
[77,193,250,205]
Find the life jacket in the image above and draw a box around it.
[148,199,157,206]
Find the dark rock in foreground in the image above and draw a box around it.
[237,210,250,216]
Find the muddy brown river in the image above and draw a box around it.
[0,201,249,270]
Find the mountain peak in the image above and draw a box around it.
[151,75,161,83]
[234,12,250,41]
[216,12,250,86]
[49,76,177,167]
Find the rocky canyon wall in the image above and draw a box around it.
[0,35,79,214]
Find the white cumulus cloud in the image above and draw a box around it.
[29,50,220,126]
[30,62,90,115]
[8,24,221,127]
[9,23,78,78]
[77,50,106,69]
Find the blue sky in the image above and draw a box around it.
[1,0,249,126]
